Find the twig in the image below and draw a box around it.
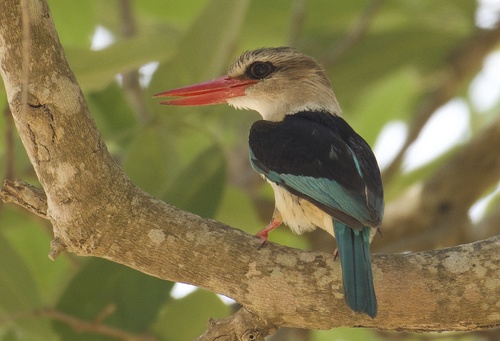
[382,24,500,184]
[322,0,383,67]
[3,105,15,180]
[0,178,47,218]
[287,0,307,47]
[0,307,156,341]
[378,112,500,252]
[119,0,150,123]
[196,307,275,341]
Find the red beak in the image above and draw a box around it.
[153,76,258,106]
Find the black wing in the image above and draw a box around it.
[248,111,384,228]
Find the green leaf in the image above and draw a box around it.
[135,0,209,27]
[0,322,58,341]
[215,185,262,233]
[385,146,459,200]
[153,289,231,341]
[1,207,72,303]
[329,26,466,108]
[122,124,180,196]
[163,145,226,218]
[66,32,177,92]
[0,233,40,311]
[87,83,137,144]
[0,231,58,340]
[148,0,250,112]
[48,0,96,47]
[54,258,173,341]
[144,0,250,217]
[349,67,418,145]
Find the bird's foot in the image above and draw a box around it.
[333,248,339,261]
[256,218,282,249]
[256,232,269,249]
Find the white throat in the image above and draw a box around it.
[228,96,341,122]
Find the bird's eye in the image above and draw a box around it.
[247,62,275,79]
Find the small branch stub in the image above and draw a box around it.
[195,308,276,341]
[1,178,48,218]
[48,237,66,260]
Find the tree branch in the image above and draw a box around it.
[42,307,156,341]
[1,307,156,341]
[119,0,150,124]
[196,308,276,341]
[3,105,15,179]
[379,113,500,252]
[322,0,383,67]
[382,24,500,184]
[287,0,307,47]
[0,178,47,218]
[1,0,499,339]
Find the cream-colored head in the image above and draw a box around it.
[155,47,342,121]
[227,47,341,121]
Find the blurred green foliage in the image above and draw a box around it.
[0,0,498,340]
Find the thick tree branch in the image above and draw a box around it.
[382,25,500,184]
[2,177,500,336]
[379,114,500,252]
[476,204,500,241]
[1,0,499,340]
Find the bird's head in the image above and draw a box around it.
[154,47,341,121]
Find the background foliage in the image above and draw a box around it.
[0,0,499,340]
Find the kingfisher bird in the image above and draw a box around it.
[154,47,384,318]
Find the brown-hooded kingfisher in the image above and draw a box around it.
[154,47,384,318]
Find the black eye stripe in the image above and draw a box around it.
[246,62,276,79]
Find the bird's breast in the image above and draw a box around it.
[269,182,334,236]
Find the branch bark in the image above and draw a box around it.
[1,0,499,340]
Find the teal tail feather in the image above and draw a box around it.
[333,221,377,318]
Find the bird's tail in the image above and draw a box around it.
[333,221,377,318]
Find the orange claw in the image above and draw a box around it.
[256,217,282,249]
